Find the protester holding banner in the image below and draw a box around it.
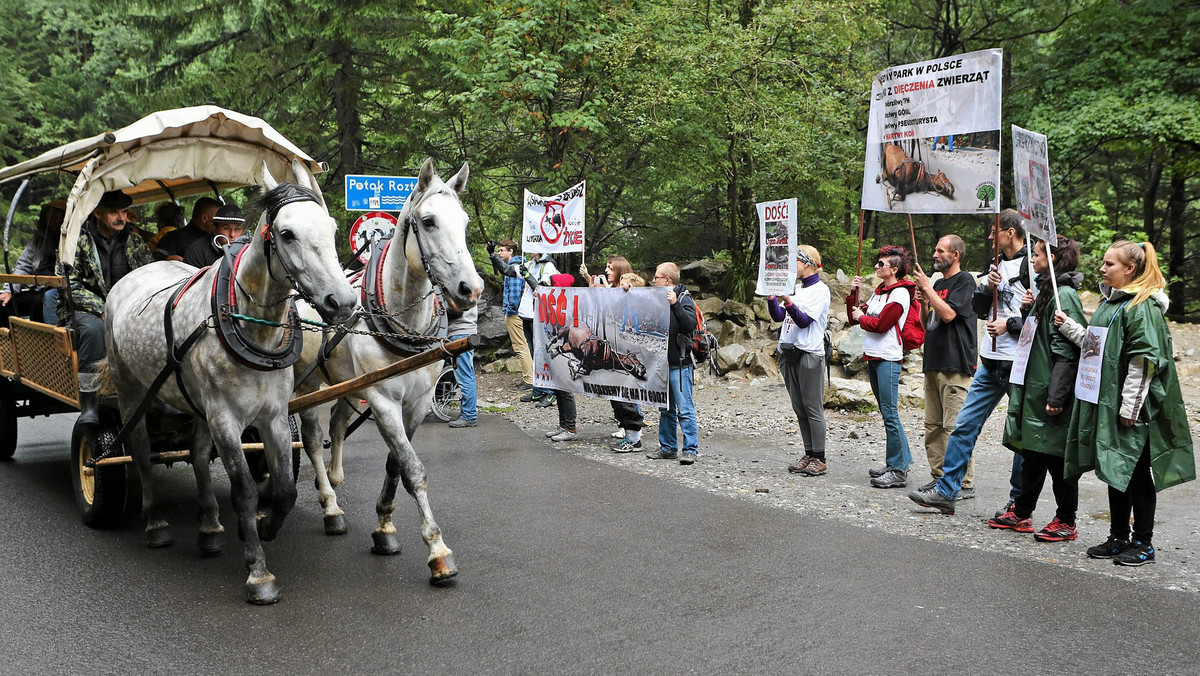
[1055,241,1194,566]
[772,246,830,477]
[488,240,535,391]
[989,236,1086,539]
[850,246,916,489]
[646,262,699,465]
[909,210,1028,516]
[580,256,633,289]
[910,235,978,499]
[543,273,580,441]
[491,245,559,405]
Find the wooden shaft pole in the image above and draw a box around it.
[92,442,304,467]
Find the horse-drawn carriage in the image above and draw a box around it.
[0,106,482,603]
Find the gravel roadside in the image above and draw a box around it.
[475,368,1200,594]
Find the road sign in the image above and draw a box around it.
[349,211,398,263]
[344,174,418,212]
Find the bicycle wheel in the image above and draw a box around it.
[429,364,461,422]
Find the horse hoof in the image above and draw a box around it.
[197,532,224,557]
[245,575,280,605]
[323,514,347,535]
[146,527,174,549]
[428,554,459,586]
[371,531,401,556]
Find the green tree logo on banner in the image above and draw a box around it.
[976,184,996,210]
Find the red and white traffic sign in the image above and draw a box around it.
[348,211,398,264]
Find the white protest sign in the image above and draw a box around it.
[1012,125,1057,241]
[861,48,1003,214]
[1074,326,1108,404]
[1009,317,1038,386]
[522,181,585,254]
[755,198,798,296]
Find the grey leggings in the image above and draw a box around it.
[778,348,827,456]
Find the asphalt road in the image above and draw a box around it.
[2,412,1198,675]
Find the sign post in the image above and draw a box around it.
[344,174,418,212]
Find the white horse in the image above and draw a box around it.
[103,161,358,604]
[294,158,483,584]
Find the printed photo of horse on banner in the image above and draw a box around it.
[533,287,670,407]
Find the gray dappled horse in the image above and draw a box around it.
[103,161,358,604]
[293,159,482,584]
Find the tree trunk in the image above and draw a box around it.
[1143,154,1163,244]
[1166,175,1186,319]
[330,41,363,184]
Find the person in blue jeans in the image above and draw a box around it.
[909,210,1029,515]
[446,305,479,428]
[646,262,699,465]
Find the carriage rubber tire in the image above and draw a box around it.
[70,420,127,529]
[0,392,17,461]
[429,365,461,422]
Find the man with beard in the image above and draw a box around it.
[910,235,978,499]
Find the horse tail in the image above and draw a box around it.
[95,358,115,396]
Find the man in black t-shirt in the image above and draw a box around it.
[912,235,978,499]
[154,197,221,261]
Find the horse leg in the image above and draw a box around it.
[254,413,297,542]
[117,387,174,548]
[300,407,346,535]
[326,398,354,487]
[369,395,458,585]
[209,418,279,605]
[189,422,224,557]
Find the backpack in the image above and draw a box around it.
[891,286,925,352]
[680,291,720,373]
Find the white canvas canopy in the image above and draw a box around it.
[0,105,326,264]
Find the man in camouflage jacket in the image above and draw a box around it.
[56,190,153,426]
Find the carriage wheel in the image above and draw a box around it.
[0,390,17,461]
[429,364,461,422]
[70,420,127,529]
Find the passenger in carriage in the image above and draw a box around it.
[0,199,65,327]
[153,196,221,261]
[143,201,186,251]
[182,204,245,268]
[56,190,153,427]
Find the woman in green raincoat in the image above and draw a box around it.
[1055,241,1195,566]
[991,236,1087,542]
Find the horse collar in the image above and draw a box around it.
[210,240,304,370]
[361,233,448,356]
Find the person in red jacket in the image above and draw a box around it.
[849,245,916,488]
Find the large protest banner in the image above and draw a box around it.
[522,181,585,254]
[861,48,1003,214]
[755,198,798,295]
[1012,125,1057,241]
[532,287,669,407]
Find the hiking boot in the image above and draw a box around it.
[646,450,679,460]
[907,486,955,515]
[870,469,907,489]
[549,429,577,442]
[788,456,814,474]
[1087,536,1130,559]
[918,478,938,492]
[611,437,642,453]
[868,465,888,478]
[679,452,697,466]
[1033,517,1078,542]
[800,458,827,476]
[1113,541,1156,567]
[958,487,976,501]
[994,500,1015,519]
[447,418,477,428]
[535,394,557,408]
[987,509,1034,533]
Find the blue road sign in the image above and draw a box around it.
[344,174,418,211]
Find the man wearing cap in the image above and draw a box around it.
[153,196,221,261]
[0,199,66,326]
[182,203,245,268]
[56,190,154,427]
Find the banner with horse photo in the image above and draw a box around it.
[861,48,1003,214]
[532,287,670,407]
[1012,125,1057,242]
[522,181,585,254]
[755,198,798,296]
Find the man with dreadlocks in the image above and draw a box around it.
[57,190,154,428]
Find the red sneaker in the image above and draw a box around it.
[987,509,1034,533]
[1033,517,1079,542]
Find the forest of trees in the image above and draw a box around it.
[2,0,1197,317]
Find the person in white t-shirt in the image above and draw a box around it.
[850,245,918,489]
[770,245,831,476]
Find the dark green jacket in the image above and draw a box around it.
[1003,278,1087,457]
[56,222,154,318]
[1064,288,1194,492]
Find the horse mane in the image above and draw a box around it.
[246,182,323,225]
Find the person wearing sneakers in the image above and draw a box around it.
[1057,241,1194,566]
[446,304,480,428]
[646,262,699,465]
[910,235,978,500]
[988,236,1086,540]
[771,245,830,476]
[611,271,648,453]
[487,239,536,394]
[849,245,916,489]
[543,273,580,442]
[909,209,1029,515]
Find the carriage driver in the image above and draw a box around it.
[56,189,154,427]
